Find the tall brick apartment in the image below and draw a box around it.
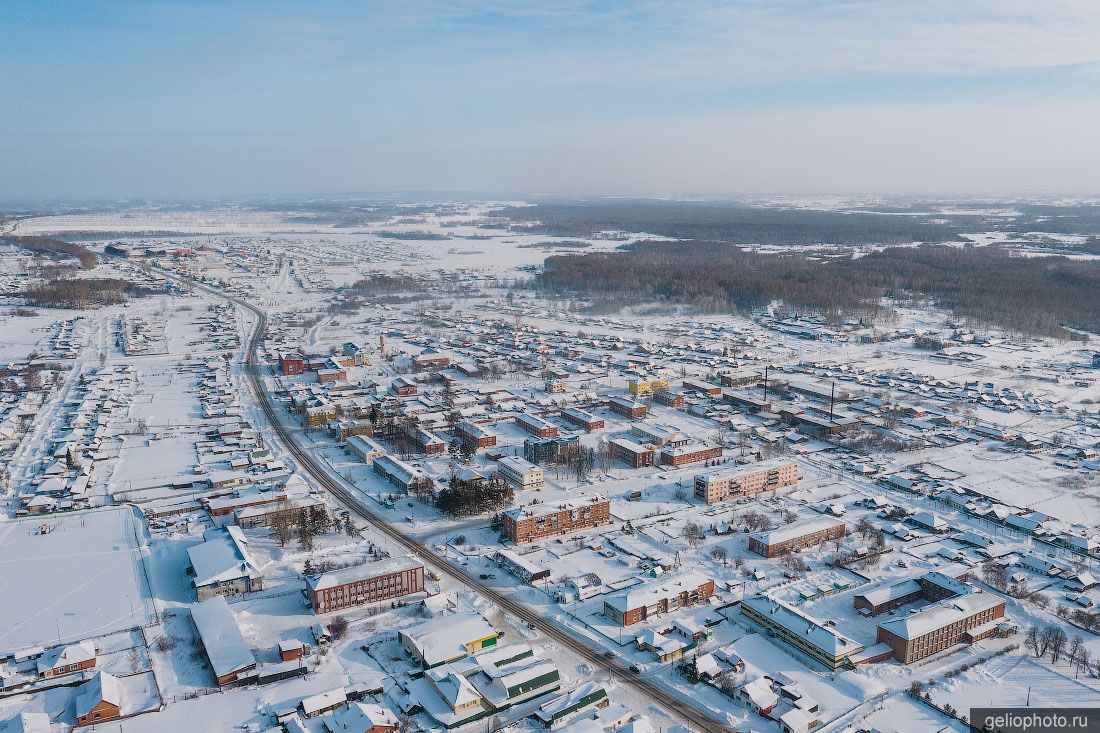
[306,557,425,614]
[502,494,610,544]
[694,459,800,504]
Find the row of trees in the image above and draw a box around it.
[22,277,152,309]
[5,235,97,269]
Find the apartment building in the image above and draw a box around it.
[659,443,722,467]
[693,460,800,504]
[496,456,545,491]
[748,517,846,558]
[602,573,715,627]
[502,494,610,544]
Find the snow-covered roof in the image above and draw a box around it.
[190,596,256,679]
[37,640,96,674]
[321,702,399,732]
[306,556,422,592]
[75,670,121,719]
[877,591,1004,640]
[504,494,607,522]
[186,525,262,588]
[400,612,497,667]
[604,572,711,613]
[741,595,863,659]
[748,516,845,547]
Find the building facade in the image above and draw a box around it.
[502,495,610,544]
[693,460,800,504]
[307,559,425,614]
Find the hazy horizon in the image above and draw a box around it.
[3,1,1100,200]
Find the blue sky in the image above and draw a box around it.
[2,1,1099,199]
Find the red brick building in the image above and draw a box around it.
[747,516,846,558]
[455,420,498,449]
[609,438,655,468]
[279,354,305,376]
[659,443,722,467]
[603,573,715,626]
[608,396,648,419]
[561,407,604,432]
[502,495,610,544]
[306,558,425,614]
[515,413,558,438]
[876,592,1006,663]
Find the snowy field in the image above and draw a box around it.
[0,506,156,649]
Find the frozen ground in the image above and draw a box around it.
[0,506,156,650]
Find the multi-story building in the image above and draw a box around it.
[628,377,669,396]
[719,369,762,388]
[306,557,425,614]
[693,459,800,504]
[347,434,387,464]
[608,396,647,419]
[455,420,498,450]
[561,407,604,432]
[279,353,305,376]
[748,516,846,558]
[853,569,969,617]
[740,595,864,670]
[496,456,545,491]
[609,437,654,468]
[408,426,446,455]
[652,389,685,408]
[523,435,578,464]
[502,495,610,544]
[602,573,715,627]
[373,454,432,493]
[630,422,689,447]
[876,592,1006,663]
[514,413,558,438]
[681,378,722,397]
[658,443,722,467]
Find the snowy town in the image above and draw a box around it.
[1,199,1099,733]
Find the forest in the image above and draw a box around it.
[499,200,965,245]
[4,235,98,269]
[533,241,1099,340]
[22,278,152,308]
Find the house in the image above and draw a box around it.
[74,671,122,725]
[321,702,399,733]
[38,640,96,678]
[190,596,257,686]
[738,677,778,716]
[301,688,348,719]
[399,613,500,669]
[186,525,263,600]
[534,681,609,728]
[1065,573,1097,593]
[910,511,948,533]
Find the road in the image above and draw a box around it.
[150,265,740,733]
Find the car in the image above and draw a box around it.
[629,664,641,673]
[479,574,490,580]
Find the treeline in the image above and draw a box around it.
[534,241,886,317]
[4,235,97,269]
[533,242,1100,339]
[500,200,964,245]
[22,278,152,309]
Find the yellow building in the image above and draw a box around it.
[628,377,669,396]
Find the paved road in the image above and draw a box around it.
[152,265,739,733]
